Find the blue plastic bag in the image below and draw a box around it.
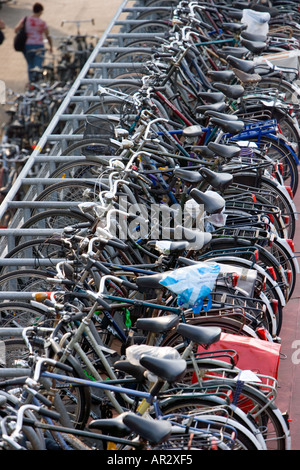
[159,262,220,313]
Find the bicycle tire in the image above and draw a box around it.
[61,137,121,158]
[0,301,53,327]
[0,237,74,275]
[31,180,104,215]
[243,134,298,195]
[2,339,91,430]
[18,209,94,245]
[0,269,58,293]
[192,378,290,450]
[158,397,264,450]
[49,159,108,179]
[228,173,296,239]
[128,20,172,35]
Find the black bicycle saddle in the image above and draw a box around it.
[174,168,203,184]
[204,110,239,121]
[226,55,256,74]
[207,69,235,83]
[177,323,221,346]
[208,141,241,160]
[139,355,187,383]
[199,166,233,192]
[88,412,130,437]
[212,82,245,100]
[196,101,227,114]
[241,38,267,55]
[197,91,226,103]
[209,117,245,135]
[222,22,248,33]
[123,413,172,445]
[217,46,248,59]
[136,314,180,334]
[190,188,225,214]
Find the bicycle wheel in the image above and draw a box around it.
[61,137,120,158]
[243,134,298,195]
[159,397,264,450]
[128,20,172,34]
[1,237,74,276]
[0,269,57,293]
[226,174,296,239]
[49,159,108,180]
[18,209,93,242]
[31,181,104,216]
[194,378,290,450]
[254,76,300,105]
[0,301,53,327]
[1,339,91,430]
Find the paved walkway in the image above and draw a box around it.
[276,178,300,450]
[0,0,123,123]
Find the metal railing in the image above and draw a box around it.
[0,0,174,264]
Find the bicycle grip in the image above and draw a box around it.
[96,297,112,311]
[38,407,62,421]
[121,280,138,291]
[53,361,74,373]
[32,391,53,407]
[93,260,111,275]
[106,238,129,250]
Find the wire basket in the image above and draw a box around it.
[83,116,115,140]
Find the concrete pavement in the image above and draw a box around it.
[0,0,123,123]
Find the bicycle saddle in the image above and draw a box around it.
[190,188,225,214]
[241,38,267,55]
[123,414,172,445]
[217,46,248,59]
[212,83,245,100]
[139,355,187,383]
[172,226,212,249]
[88,412,130,437]
[251,4,279,18]
[208,141,241,160]
[197,92,225,103]
[199,167,233,192]
[209,117,245,135]
[206,70,235,83]
[136,314,180,334]
[226,55,255,74]
[225,9,243,20]
[136,271,169,292]
[173,167,203,183]
[196,101,227,114]
[222,22,248,33]
[204,110,239,121]
[114,360,146,383]
[192,145,215,158]
[240,31,267,43]
[182,124,204,137]
[232,67,261,84]
[147,239,191,253]
[177,323,221,346]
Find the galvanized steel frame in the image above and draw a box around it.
[0,0,174,265]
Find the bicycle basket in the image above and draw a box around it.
[83,116,115,140]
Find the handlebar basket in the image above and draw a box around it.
[83,116,115,140]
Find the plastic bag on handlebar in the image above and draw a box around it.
[159,262,220,313]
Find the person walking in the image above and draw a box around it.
[0,19,5,45]
[14,2,53,83]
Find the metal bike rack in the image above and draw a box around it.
[0,0,175,269]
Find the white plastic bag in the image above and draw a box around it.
[159,262,220,313]
[242,9,270,35]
